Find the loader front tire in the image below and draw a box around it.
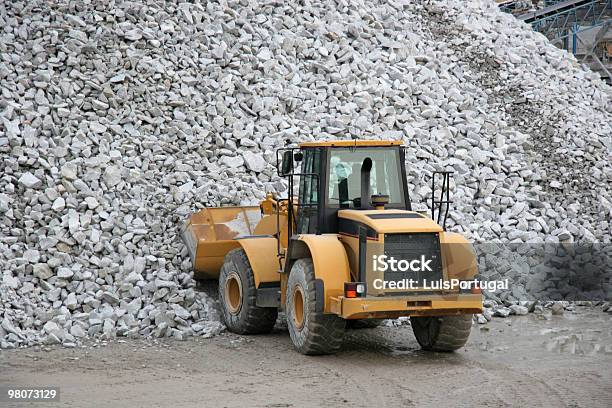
[219,249,277,334]
[411,315,472,351]
[286,258,345,355]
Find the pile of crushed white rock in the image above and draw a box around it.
[1,0,610,349]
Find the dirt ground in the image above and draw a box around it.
[2,307,611,408]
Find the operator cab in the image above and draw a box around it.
[278,140,411,235]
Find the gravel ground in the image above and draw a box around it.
[2,306,611,408]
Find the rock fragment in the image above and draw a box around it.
[18,173,42,189]
[551,303,565,315]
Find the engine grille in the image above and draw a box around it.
[383,233,443,290]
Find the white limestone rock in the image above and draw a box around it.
[242,151,267,173]
[18,173,42,189]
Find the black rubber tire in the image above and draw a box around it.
[286,258,346,355]
[218,248,278,334]
[347,319,384,329]
[411,315,472,351]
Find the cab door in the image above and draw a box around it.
[296,148,322,234]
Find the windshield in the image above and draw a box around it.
[327,147,405,208]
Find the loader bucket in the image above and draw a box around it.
[180,206,263,280]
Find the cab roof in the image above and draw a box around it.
[298,140,404,148]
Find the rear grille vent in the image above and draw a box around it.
[383,233,443,290]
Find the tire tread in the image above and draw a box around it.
[411,315,472,351]
[219,248,277,334]
[286,258,345,355]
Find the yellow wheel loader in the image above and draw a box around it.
[181,140,483,354]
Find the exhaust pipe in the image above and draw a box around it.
[360,157,372,210]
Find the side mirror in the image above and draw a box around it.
[294,152,303,162]
[281,150,294,176]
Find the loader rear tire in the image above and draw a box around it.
[219,249,277,334]
[411,315,472,351]
[286,258,345,355]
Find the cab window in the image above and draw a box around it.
[327,147,404,208]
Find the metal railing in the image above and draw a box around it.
[431,171,453,231]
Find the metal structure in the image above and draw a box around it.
[498,0,612,82]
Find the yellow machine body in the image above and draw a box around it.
[181,197,482,318]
